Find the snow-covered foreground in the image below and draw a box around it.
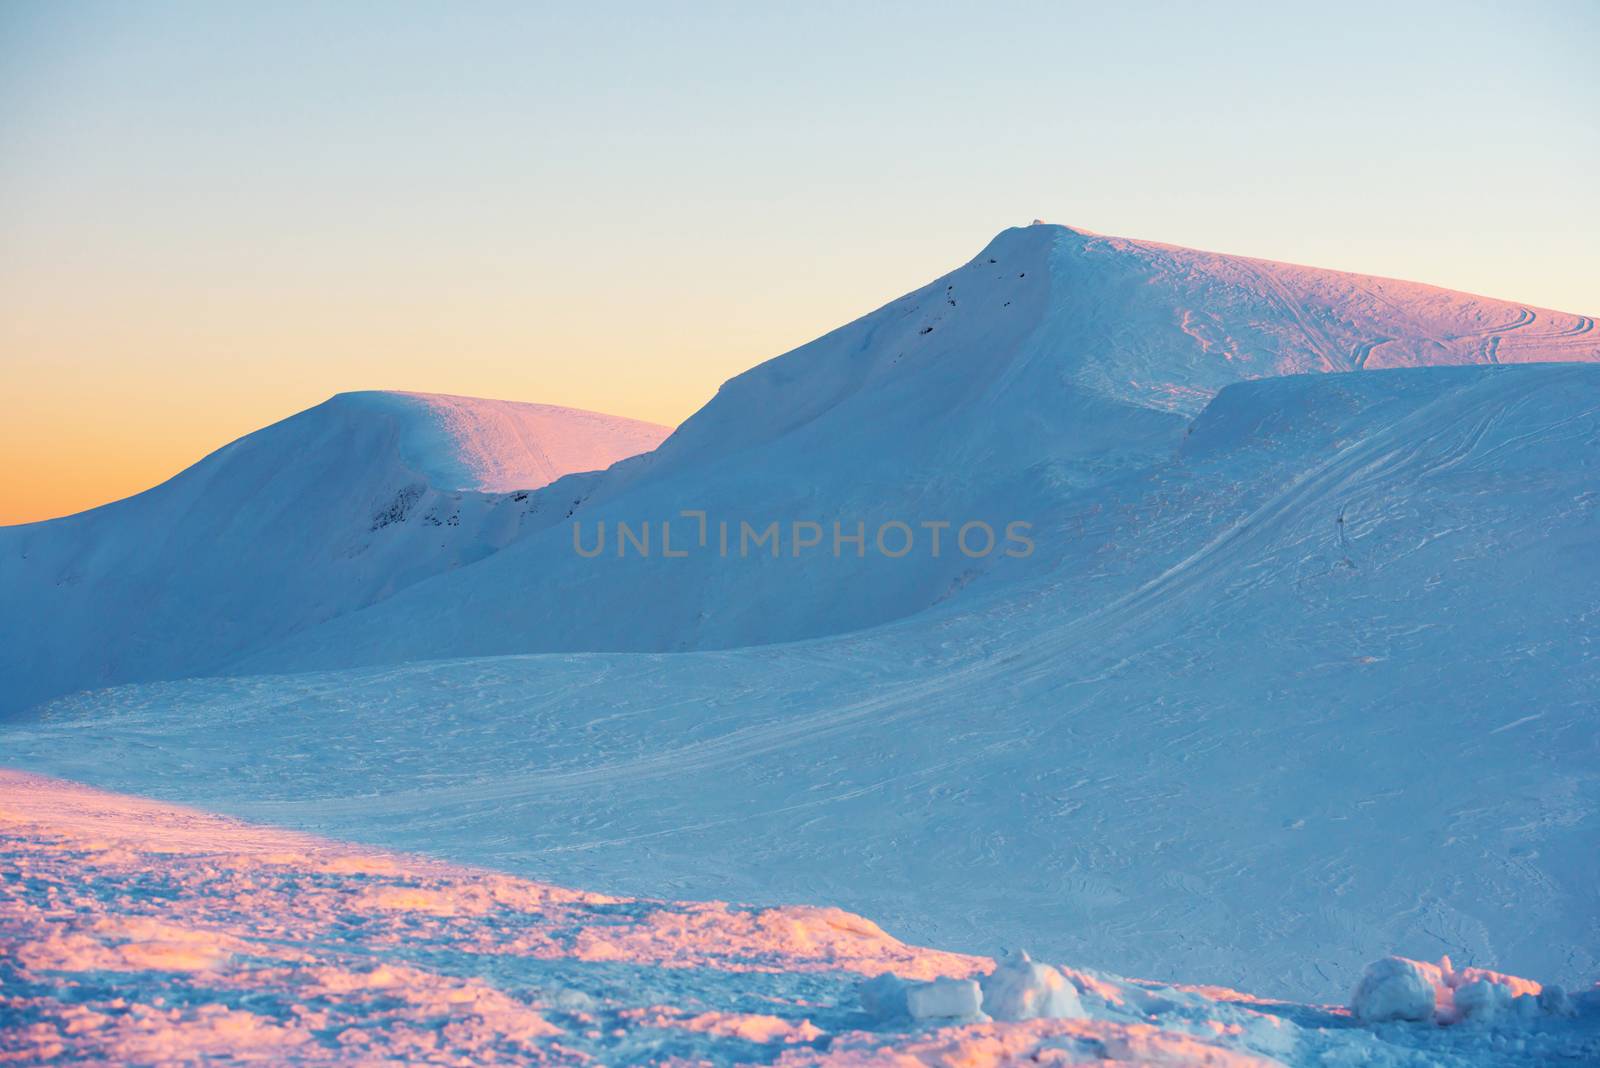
[4,771,1594,1066]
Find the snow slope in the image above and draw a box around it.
[10,363,1598,1002]
[0,392,668,715]
[234,224,1600,675]
[7,770,1597,1066]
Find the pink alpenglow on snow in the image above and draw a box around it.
[4,770,1597,1066]
[390,391,672,493]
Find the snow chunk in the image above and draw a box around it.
[1538,984,1574,1017]
[906,978,982,1021]
[1453,979,1512,1023]
[859,974,982,1022]
[858,974,910,1021]
[1351,957,1437,1023]
[979,950,1086,1021]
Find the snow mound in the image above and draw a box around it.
[864,950,1088,1025]
[10,226,1597,706]
[1351,958,1438,1023]
[1351,955,1576,1027]
[980,950,1087,1022]
[0,391,668,715]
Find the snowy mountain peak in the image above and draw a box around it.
[976,222,1598,413]
[633,224,1597,492]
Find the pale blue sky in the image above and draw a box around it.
[2,1,1597,520]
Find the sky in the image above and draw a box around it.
[2,1,1597,524]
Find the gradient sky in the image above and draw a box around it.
[2,1,1596,524]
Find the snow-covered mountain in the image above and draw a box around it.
[3,225,1597,1007]
[10,361,1598,1001]
[235,223,1600,674]
[0,392,669,715]
[9,225,1595,706]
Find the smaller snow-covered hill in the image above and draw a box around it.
[0,392,669,715]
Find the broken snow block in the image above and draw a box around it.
[1352,957,1438,1023]
[1538,984,1574,1017]
[905,978,982,1021]
[979,950,1086,1021]
[1513,993,1542,1020]
[1454,979,1512,1023]
[859,973,910,1021]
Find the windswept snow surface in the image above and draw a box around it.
[5,771,1597,1066]
[0,392,668,715]
[9,363,1598,1004]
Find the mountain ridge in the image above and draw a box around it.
[4,224,1597,710]
[232,223,1600,674]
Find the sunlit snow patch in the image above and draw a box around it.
[5,770,1595,1066]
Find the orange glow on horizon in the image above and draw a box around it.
[0,263,880,524]
[4,1,1596,526]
